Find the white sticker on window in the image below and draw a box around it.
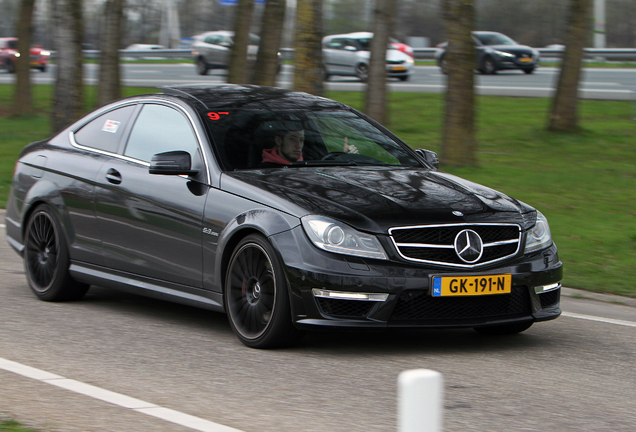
[102,119,120,133]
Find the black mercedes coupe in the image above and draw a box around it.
[5,85,562,348]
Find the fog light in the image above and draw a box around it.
[534,282,561,294]
[312,289,388,302]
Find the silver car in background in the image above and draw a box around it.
[191,30,260,75]
[322,32,414,82]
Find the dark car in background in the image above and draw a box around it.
[436,31,539,75]
[0,37,50,73]
[5,84,562,349]
[191,31,261,75]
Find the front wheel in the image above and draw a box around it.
[355,63,369,82]
[473,321,533,335]
[24,205,89,302]
[523,67,535,74]
[225,234,302,348]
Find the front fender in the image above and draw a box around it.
[203,202,300,293]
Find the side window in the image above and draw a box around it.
[74,105,136,153]
[124,104,199,163]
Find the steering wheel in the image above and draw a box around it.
[321,152,348,161]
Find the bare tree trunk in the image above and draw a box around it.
[364,0,398,125]
[548,0,592,132]
[227,0,254,84]
[293,0,324,96]
[51,0,84,133]
[13,0,36,116]
[97,0,123,107]
[441,0,477,167]
[252,0,286,86]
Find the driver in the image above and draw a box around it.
[261,123,359,168]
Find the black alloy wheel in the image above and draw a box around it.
[24,205,89,301]
[481,57,497,75]
[473,321,533,335]
[225,234,302,348]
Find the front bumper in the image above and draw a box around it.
[271,226,562,331]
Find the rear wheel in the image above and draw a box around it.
[225,234,302,348]
[473,321,533,335]
[24,205,89,302]
[480,57,497,75]
[196,57,209,75]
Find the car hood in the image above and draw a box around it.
[222,167,536,234]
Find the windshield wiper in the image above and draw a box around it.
[288,160,359,167]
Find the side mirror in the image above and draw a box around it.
[149,151,199,176]
[415,149,439,170]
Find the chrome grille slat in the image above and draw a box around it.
[389,223,522,268]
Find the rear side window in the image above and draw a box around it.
[74,105,136,153]
[124,104,199,163]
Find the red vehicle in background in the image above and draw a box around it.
[389,38,414,58]
[0,37,50,73]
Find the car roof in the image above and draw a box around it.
[159,84,346,112]
[323,32,373,41]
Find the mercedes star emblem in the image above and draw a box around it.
[454,229,483,263]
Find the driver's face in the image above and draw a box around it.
[276,130,305,162]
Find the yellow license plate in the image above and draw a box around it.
[431,274,511,297]
[520,58,532,63]
[391,66,406,71]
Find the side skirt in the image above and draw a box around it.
[69,262,226,313]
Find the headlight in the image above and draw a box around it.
[524,211,553,253]
[301,215,387,260]
[494,50,515,58]
[406,57,414,65]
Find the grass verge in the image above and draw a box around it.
[1,85,635,298]
[0,419,37,432]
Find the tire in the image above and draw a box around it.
[6,59,15,74]
[355,63,369,82]
[439,56,448,75]
[398,75,409,82]
[225,234,302,349]
[23,205,90,302]
[480,57,497,75]
[39,65,47,73]
[473,321,533,335]
[523,67,535,74]
[196,57,209,75]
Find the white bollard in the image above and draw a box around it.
[398,369,444,432]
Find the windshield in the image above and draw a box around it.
[205,108,421,170]
[474,33,516,46]
[7,40,18,50]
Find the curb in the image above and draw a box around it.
[2,208,634,308]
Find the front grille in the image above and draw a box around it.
[387,60,405,65]
[316,298,375,318]
[390,286,531,324]
[539,289,560,309]
[389,223,521,268]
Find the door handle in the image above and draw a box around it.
[105,168,122,185]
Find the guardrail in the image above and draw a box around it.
[74,47,636,62]
[412,47,636,61]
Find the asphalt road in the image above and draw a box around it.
[1,64,634,100]
[1,211,635,432]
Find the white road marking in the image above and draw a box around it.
[0,357,244,432]
[562,311,636,328]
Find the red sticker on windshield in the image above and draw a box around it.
[207,112,229,120]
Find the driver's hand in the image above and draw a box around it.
[343,137,359,154]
